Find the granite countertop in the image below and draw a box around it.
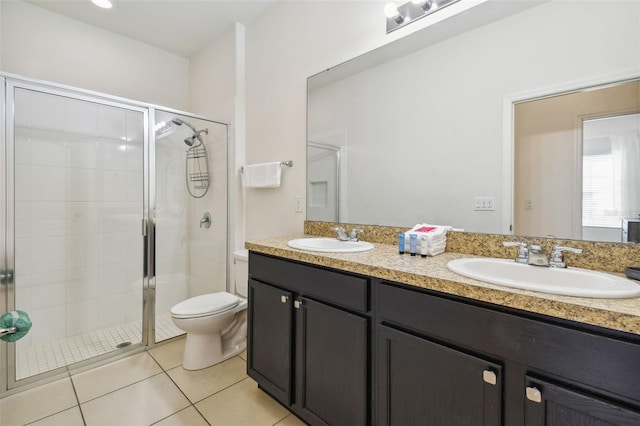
[246,235,640,336]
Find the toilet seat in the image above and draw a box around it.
[170,292,240,319]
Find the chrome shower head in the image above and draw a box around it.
[184,136,195,147]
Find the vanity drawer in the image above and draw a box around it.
[249,252,370,313]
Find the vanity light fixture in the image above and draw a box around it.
[385,0,460,33]
[384,2,405,24]
[91,0,113,9]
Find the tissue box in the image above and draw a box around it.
[403,224,451,255]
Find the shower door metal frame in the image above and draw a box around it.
[0,75,153,393]
[0,73,230,395]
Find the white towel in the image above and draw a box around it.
[242,162,282,188]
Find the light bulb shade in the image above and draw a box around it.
[91,0,113,9]
[384,2,400,19]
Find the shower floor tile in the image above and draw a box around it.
[15,312,183,380]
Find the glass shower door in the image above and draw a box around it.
[5,82,146,385]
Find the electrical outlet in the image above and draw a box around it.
[473,196,496,211]
[525,199,534,210]
[295,196,304,213]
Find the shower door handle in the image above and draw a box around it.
[0,269,13,285]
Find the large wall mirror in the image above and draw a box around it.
[306,0,640,243]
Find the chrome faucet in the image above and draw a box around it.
[332,227,350,241]
[549,245,583,268]
[332,226,364,242]
[349,228,363,242]
[503,242,529,264]
[527,245,549,267]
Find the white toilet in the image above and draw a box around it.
[170,249,249,370]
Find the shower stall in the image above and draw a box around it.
[0,74,229,393]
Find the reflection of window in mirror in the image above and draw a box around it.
[514,79,640,242]
[582,114,640,242]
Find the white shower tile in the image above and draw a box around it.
[30,236,67,274]
[15,201,31,239]
[31,165,67,202]
[126,171,143,202]
[14,88,31,128]
[98,105,127,140]
[31,202,67,237]
[29,305,67,344]
[125,232,144,262]
[14,237,32,274]
[31,280,67,310]
[66,234,99,268]
[126,142,144,171]
[66,299,99,336]
[15,164,31,201]
[14,128,31,165]
[30,91,66,132]
[99,232,128,264]
[97,138,127,171]
[67,98,98,136]
[30,130,67,167]
[97,202,128,233]
[100,170,127,202]
[98,294,128,328]
[66,267,99,303]
[98,263,127,296]
[126,110,144,142]
[68,167,99,202]
[67,202,100,235]
[67,134,99,169]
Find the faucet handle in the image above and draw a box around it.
[349,228,363,241]
[332,226,349,241]
[503,242,528,264]
[549,245,583,268]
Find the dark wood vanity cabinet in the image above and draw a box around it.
[375,281,640,426]
[248,251,640,426]
[248,252,370,426]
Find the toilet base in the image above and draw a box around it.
[182,332,247,370]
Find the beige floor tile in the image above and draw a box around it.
[28,406,84,426]
[196,378,290,426]
[274,414,307,426]
[167,356,247,403]
[152,406,209,426]
[238,350,247,361]
[148,338,186,370]
[81,373,190,426]
[72,352,163,403]
[0,378,77,426]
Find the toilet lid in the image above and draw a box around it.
[170,292,240,318]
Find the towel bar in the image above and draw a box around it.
[240,160,293,173]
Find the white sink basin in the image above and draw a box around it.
[287,237,374,253]
[447,258,640,299]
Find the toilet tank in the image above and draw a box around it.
[233,249,249,297]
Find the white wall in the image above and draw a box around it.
[244,1,391,240]
[0,0,190,110]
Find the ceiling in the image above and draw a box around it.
[23,0,279,58]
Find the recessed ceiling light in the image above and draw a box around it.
[91,0,113,9]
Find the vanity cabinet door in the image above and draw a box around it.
[295,297,368,426]
[524,376,640,426]
[247,279,293,405]
[376,324,502,426]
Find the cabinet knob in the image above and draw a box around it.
[281,295,288,303]
[482,370,497,385]
[526,386,542,403]
[294,300,303,309]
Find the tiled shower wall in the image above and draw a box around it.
[13,89,145,347]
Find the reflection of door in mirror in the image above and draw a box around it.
[307,142,341,222]
[514,80,640,242]
[583,113,640,242]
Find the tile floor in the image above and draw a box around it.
[0,337,305,426]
